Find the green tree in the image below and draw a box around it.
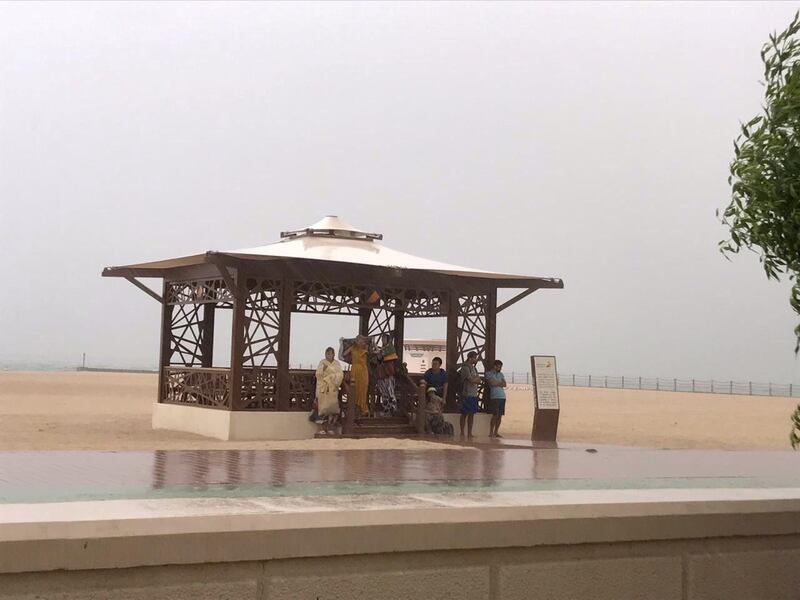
[720,12,800,447]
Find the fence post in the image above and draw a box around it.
[729,381,733,394]
[769,382,772,396]
[656,379,659,391]
[692,379,695,392]
[638,376,641,389]
[622,375,625,388]
[673,378,677,392]
[604,376,607,388]
[572,374,575,386]
[589,375,592,387]
[749,381,752,395]
[791,383,794,397]
[711,380,714,393]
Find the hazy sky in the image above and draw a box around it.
[2,1,799,382]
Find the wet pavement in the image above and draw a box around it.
[0,442,798,504]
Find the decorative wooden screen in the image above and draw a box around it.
[167,303,205,367]
[164,279,228,367]
[456,294,489,365]
[293,281,361,315]
[243,279,281,367]
[165,279,233,306]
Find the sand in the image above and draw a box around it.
[505,384,798,450]
[0,371,797,451]
[0,372,450,451]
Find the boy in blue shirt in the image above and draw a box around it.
[485,359,507,438]
[423,357,448,402]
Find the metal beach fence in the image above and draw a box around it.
[505,371,796,398]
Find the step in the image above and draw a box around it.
[315,432,422,439]
[351,424,417,435]
[338,431,421,439]
[355,416,410,426]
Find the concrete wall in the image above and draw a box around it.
[152,402,493,440]
[152,403,317,440]
[3,535,800,599]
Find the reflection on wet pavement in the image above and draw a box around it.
[0,445,798,504]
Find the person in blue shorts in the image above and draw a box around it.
[485,359,507,438]
[458,351,481,438]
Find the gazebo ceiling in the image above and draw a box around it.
[103,216,563,289]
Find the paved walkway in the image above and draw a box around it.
[1,440,799,504]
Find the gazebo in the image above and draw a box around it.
[103,216,563,439]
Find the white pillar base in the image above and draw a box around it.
[443,413,493,437]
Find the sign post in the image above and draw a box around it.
[531,355,560,442]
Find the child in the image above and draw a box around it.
[425,387,453,436]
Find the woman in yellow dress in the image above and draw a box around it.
[342,335,369,417]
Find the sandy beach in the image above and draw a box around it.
[0,371,797,451]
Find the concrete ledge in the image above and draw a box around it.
[2,488,800,574]
[4,489,800,599]
[152,403,317,440]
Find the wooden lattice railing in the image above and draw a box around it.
[241,368,319,411]
[163,367,231,409]
[241,367,278,410]
[162,366,427,416]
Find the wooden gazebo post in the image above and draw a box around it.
[229,272,246,411]
[445,290,460,411]
[484,287,498,370]
[156,280,172,405]
[393,310,405,362]
[200,303,215,368]
[276,279,293,410]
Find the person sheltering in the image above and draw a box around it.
[314,347,343,435]
[340,335,370,418]
[485,359,507,438]
[424,386,454,436]
[423,356,448,402]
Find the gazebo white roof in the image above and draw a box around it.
[227,216,522,280]
[104,216,562,287]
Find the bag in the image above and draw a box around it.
[457,363,469,398]
[376,360,396,379]
[396,361,409,377]
[381,341,399,362]
[426,413,454,436]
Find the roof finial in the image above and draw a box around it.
[281,216,383,241]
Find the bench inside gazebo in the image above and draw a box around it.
[102,216,563,440]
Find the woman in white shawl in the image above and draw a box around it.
[315,346,344,434]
